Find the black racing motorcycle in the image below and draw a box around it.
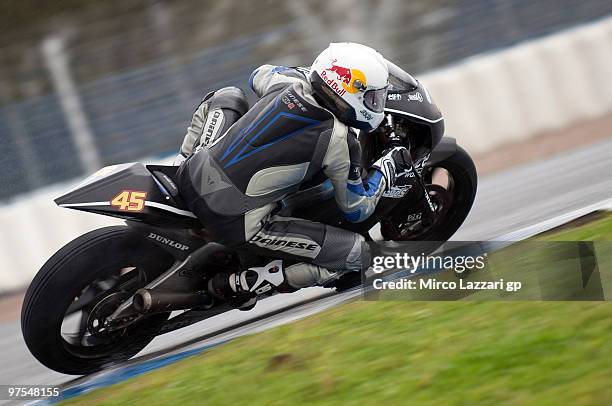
[21,63,477,374]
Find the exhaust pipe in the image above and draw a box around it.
[133,289,211,313]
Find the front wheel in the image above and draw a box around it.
[381,144,477,242]
[21,226,175,375]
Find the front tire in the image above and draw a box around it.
[382,144,477,242]
[21,226,175,375]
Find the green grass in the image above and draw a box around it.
[63,213,612,406]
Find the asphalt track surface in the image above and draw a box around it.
[1,137,611,401]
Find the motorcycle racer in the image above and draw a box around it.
[176,42,413,309]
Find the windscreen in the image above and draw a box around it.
[385,59,419,91]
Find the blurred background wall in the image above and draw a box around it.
[2,0,612,200]
[1,0,611,291]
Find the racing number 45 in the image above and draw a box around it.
[111,190,147,212]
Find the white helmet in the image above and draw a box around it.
[310,42,389,132]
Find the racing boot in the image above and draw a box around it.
[207,260,287,310]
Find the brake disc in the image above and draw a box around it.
[381,184,452,240]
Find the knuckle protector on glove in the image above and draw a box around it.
[373,146,411,189]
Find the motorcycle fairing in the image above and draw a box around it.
[55,163,201,228]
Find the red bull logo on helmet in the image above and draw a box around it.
[321,59,367,96]
[320,69,347,97]
[328,60,352,84]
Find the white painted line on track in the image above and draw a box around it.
[493,197,612,241]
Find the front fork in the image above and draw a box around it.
[377,115,437,235]
[387,114,436,214]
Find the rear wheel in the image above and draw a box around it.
[381,144,477,242]
[21,226,175,375]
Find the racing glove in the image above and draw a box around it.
[371,146,413,190]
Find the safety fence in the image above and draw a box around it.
[2,0,611,201]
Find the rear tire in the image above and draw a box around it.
[21,226,175,375]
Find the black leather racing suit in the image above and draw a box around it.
[176,65,388,288]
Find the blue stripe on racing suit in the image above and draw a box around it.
[347,170,384,198]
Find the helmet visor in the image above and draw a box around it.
[363,87,388,113]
